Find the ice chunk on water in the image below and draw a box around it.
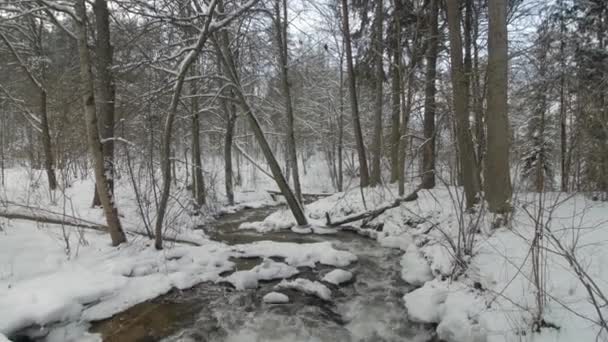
[263,292,289,304]
[322,269,353,285]
[275,278,331,301]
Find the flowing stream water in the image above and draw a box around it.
[90,207,436,342]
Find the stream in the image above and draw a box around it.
[90,207,436,342]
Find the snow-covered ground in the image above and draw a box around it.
[255,185,608,341]
[0,166,350,341]
[2,164,608,342]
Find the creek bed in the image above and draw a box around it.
[90,207,436,342]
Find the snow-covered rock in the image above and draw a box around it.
[400,249,433,286]
[223,259,299,290]
[263,292,289,304]
[275,279,332,301]
[322,269,353,285]
[233,241,357,268]
[403,280,448,323]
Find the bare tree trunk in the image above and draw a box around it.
[485,0,513,214]
[224,101,236,205]
[370,0,383,186]
[341,0,370,187]
[75,0,126,246]
[191,71,206,208]
[559,0,568,192]
[389,1,401,183]
[446,0,481,209]
[337,46,345,192]
[274,0,302,203]
[92,0,116,206]
[421,0,439,189]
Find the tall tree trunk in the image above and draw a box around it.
[341,0,370,187]
[39,90,57,191]
[92,0,116,206]
[370,0,384,186]
[191,63,206,208]
[274,0,302,203]
[485,0,512,214]
[337,49,345,192]
[472,0,485,170]
[559,0,568,192]
[75,0,127,246]
[446,0,481,209]
[421,0,439,189]
[389,1,401,183]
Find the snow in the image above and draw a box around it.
[275,278,332,301]
[223,259,299,290]
[322,269,353,285]
[0,334,10,342]
[263,291,289,304]
[400,249,434,286]
[232,241,357,268]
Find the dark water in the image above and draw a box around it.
[90,207,435,342]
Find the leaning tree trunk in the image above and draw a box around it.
[341,0,370,188]
[75,0,126,246]
[92,0,117,207]
[446,0,481,209]
[485,0,513,214]
[216,26,307,226]
[421,0,439,190]
[370,0,383,187]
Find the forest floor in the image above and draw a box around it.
[1,166,608,342]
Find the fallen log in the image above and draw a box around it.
[0,205,201,246]
[325,189,419,227]
[266,189,333,202]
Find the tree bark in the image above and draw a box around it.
[341,0,370,187]
[75,0,127,246]
[191,62,206,208]
[446,0,481,208]
[389,0,401,183]
[92,0,116,206]
[421,0,439,189]
[370,0,384,186]
[275,0,302,203]
[485,0,513,214]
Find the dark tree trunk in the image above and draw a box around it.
[92,0,117,206]
[421,0,439,189]
[341,0,370,187]
[370,0,384,186]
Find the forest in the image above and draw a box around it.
[0,0,607,341]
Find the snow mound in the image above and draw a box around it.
[233,241,357,268]
[403,279,448,323]
[322,269,353,285]
[400,249,433,286]
[223,259,299,290]
[263,292,289,304]
[0,333,11,342]
[275,279,332,301]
